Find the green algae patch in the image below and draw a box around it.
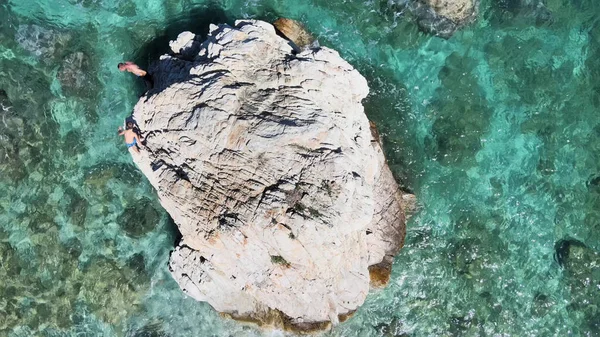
[84,162,143,189]
[79,257,150,326]
[270,255,291,268]
[0,223,152,334]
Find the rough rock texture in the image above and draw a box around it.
[273,18,315,50]
[131,20,408,330]
[419,0,476,24]
[390,0,479,38]
[168,31,203,60]
[169,31,197,54]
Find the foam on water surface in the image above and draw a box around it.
[1,0,600,336]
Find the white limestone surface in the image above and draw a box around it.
[131,20,408,331]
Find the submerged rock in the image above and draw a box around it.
[554,238,600,334]
[389,0,479,38]
[130,20,409,331]
[57,51,97,97]
[117,198,161,238]
[492,0,553,24]
[15,24,72,61]
[0,90,9,110]
[419,0,477,24]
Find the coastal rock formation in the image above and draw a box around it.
[390,0,479,37]
[130,20,408,330]
[419,0,476,24]
[273,18,316,50]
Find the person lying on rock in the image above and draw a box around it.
[118,121,143,153]
[117,61,153,90]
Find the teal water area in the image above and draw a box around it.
[1,0,600,336]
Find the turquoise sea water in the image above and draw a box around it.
[1,0,600,336]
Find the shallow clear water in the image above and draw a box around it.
[1,0,600,336]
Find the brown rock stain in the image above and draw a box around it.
[272,18,315,50]
[338,310,356,323]
[368,263,392,288]
[369,120,382,146]
[220,309,332,333]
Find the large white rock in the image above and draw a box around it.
[130,20,408,331]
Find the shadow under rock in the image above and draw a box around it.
[123,4,231,100]
[130,2,288,99]
[167,216,183,248]
[133,4,231,69]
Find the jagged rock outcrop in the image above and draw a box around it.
[130,20,409,331]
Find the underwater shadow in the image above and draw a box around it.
[125,4,231,96]
[133,4,231,69]
[132,4,288,101]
